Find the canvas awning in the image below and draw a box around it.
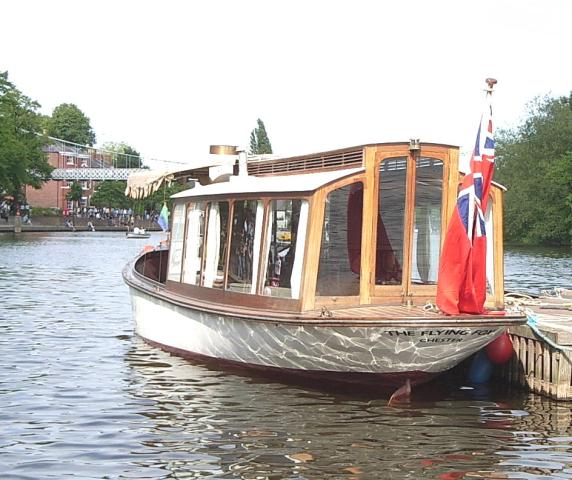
[125,159,226,199]
[125,170,176,199]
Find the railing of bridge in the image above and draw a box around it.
[50,168,145,181]
[45,136,144,169]
[46,136,148,181]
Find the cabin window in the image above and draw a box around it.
[376,158,406,285]
[262,199,308,299]
[411,158,443,284]
[317,182,363,296]
[167,203,186,282]
[203,201,229,289]
[226,200,263,294]
[181,201,206,285]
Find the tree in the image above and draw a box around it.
[91,180,132,210]
[90,180,186,218]
[495,93,572,245]
[249,118,273,154]
[66,181,83,216]
[47,103,96,146]
[0,71,52,204]
[101,141,143,168]
[142,182,187,216]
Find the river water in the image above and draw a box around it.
[0,232,571,479]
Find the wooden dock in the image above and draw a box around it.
[498,291,572,400]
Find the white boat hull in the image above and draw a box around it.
[126,233,151,239]
[129,286,504,382]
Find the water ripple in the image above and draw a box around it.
[1,234,572,478]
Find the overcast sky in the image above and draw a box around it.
[2,0,571,168]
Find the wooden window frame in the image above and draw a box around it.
[259,198,309,300]
[368,145,457,305]
[181,200,207,286]
[485,187,505,309]
[166,201,188,283]
[308,175,366,310]
[166,193,311,313]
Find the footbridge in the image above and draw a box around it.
[51,168,144,181]
[46,136,185,182]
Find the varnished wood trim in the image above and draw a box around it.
[401,149,416,299]
[408,148,452,299]
[493,188,505,307]
[312,174,367,308]
[168,279,302,312]
[257,199,270,295]
[300,191,325,311]
[360,146,377,305]
[199,201,210,286]
[315,296,361,308]
[125,259,525,326]
[373,147,411,298]
[368,294,405,305]
[222,200,234,290]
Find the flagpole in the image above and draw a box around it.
[436,78,498,315]
[485,78,497,93]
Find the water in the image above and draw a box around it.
[0,233,571,479]
[505,246,572,295]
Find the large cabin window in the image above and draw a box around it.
[262,199,308,299]
[182,201,206,285]
[226,200,262,294]
[376,158,406,285]
[167,203,186,282]
[203,201,229,289]
[411,158,443,284]
[317,182,363,296]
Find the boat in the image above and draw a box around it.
[123,138,526,391]
[126,227,150,239]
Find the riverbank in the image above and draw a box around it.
[0,215,161,233]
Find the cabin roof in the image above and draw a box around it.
[171,167,365,199]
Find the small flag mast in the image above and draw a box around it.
[435,78,498,315]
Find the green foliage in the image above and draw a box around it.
[142,182,188,214]
[91,180,132,209]
[47,103,96,146]
[90,180,187,216]
[101,141,143,168]
[249,118,273,154]
[66,181,83,209]
[30,207,60,216]
[0,71,52,199]
[495,93,572,245]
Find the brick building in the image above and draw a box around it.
[26,139,114,211]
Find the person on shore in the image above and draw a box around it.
[1,201,10,222]
[65,219,75,231]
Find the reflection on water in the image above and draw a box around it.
[1,234,572,479]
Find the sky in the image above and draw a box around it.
[2,0,571,169]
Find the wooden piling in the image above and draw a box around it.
[499,321,572,401]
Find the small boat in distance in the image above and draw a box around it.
[126,226,150,239]
[123,135,525,392]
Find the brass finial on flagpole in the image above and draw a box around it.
[485,78,497,92]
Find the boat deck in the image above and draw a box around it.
[311,303,520,322]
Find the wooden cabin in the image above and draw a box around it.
[143,142,505,314]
